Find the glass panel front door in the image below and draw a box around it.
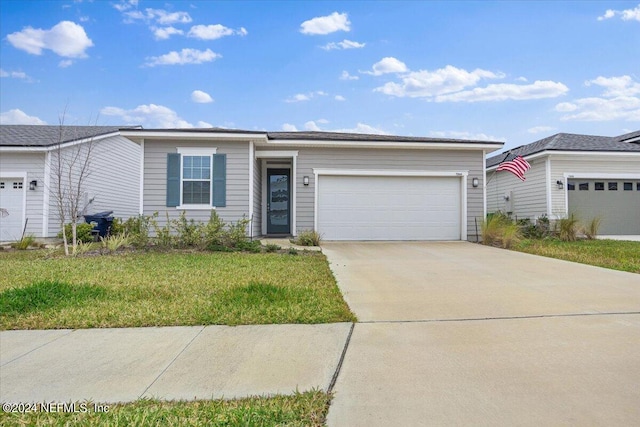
[267,168,290,234]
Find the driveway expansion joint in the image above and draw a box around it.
[139,325,206,399]
[328,322,355,393]
[358,311,640,324]
[0,329,74,367]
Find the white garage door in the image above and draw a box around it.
[0,178,25,242]
[317,175,462,240]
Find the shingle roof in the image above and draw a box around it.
[266,130,500,144]
[486,131,640,167]
[124,128,503,145]
[0,125,139,147]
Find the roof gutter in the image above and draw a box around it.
[261,139,504,151]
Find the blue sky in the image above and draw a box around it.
[1,0,638,151]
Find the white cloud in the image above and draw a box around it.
[187,24,246,40]
[282,123,298,131]
[284,91,327,103]
[124,8,192,25]
[340,70,359,80]
[300,12,350,35]
[429,130,502,141]
[191,90,214,103]
[334,123,387,134]
[335,95,346,101]
[434,80,569,102]
[586,75,640,96]
[304,120,322,131]
[101,104,195,128]
[527,126,556,134]
[0,69,31,80]
[362,57,408,76]
[144,48,220,66]
[374,65,501,98]
[7,21,93,58]
[321,39,365,50]
[152,26,184,40]
[58,59,74,68]
[516,76,528,82]
[113,0,138,12]
[285,93,310,103]
[0,109,46,125]
[598,4,640,21]
[196,121,213,128]
[556,75,640,121]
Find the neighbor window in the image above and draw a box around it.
[579,182,589,191]
[624,182,633,191]
[594,182,604,191]
[608,182,618,191]
[182,155,211,204]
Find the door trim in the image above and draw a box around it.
[266,167,291,235]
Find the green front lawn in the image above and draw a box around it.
[514,238,640,273]
[0,390,330,427]
[0,251,356,330]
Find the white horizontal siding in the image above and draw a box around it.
[486,159,548,220]
[47,135,141,237]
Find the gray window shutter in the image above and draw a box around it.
[212,154,226,207]
[166,153,181,207]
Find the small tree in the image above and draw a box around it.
[50,112,97,255]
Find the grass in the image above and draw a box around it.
[0,251,356,330]
[515,238,640,273]
[0,390,331,427]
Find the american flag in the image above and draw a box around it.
[497,153,530,181]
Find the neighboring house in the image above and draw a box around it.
[486,131,640,235]
[120,128,503,241]
[0,125,141,242]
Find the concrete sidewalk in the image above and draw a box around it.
[1,323,352,404]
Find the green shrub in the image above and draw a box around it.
[583,217,602,240]
[58,222,94,243]
[517,214,552,239]
[236,239,262,253]
[481,212,521,248]
[295,230,322,246]
[204,211,225,247]
[109,217,124,236]
[288,247,298,255]
[100,233,130,253]
[226,216,251,248]
[122,214,156,248]
[264,243,281,253]
[173,211,204,248]
[11,235,36,250]
[557,214,579,242]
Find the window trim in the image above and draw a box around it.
[176,147,217,210]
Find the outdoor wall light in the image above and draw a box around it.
[303,176,310,186]
[29,180,38,190]
[472,177,479,188]
[556,180,564,189]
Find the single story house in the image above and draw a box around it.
[486,130,640,235]
[0,125,141,242]
[121,128,503,241]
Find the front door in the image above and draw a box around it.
[267,168,291,234]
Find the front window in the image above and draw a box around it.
[183,155,211,205]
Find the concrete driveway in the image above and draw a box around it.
[323,242,640,426]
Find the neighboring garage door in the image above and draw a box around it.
[0,178,25,242]
[317,175,462,240]
[568,179,640,235]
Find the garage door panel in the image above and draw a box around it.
[568,179,640,235]
[318,175,461,241]
[0,178,25,242]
